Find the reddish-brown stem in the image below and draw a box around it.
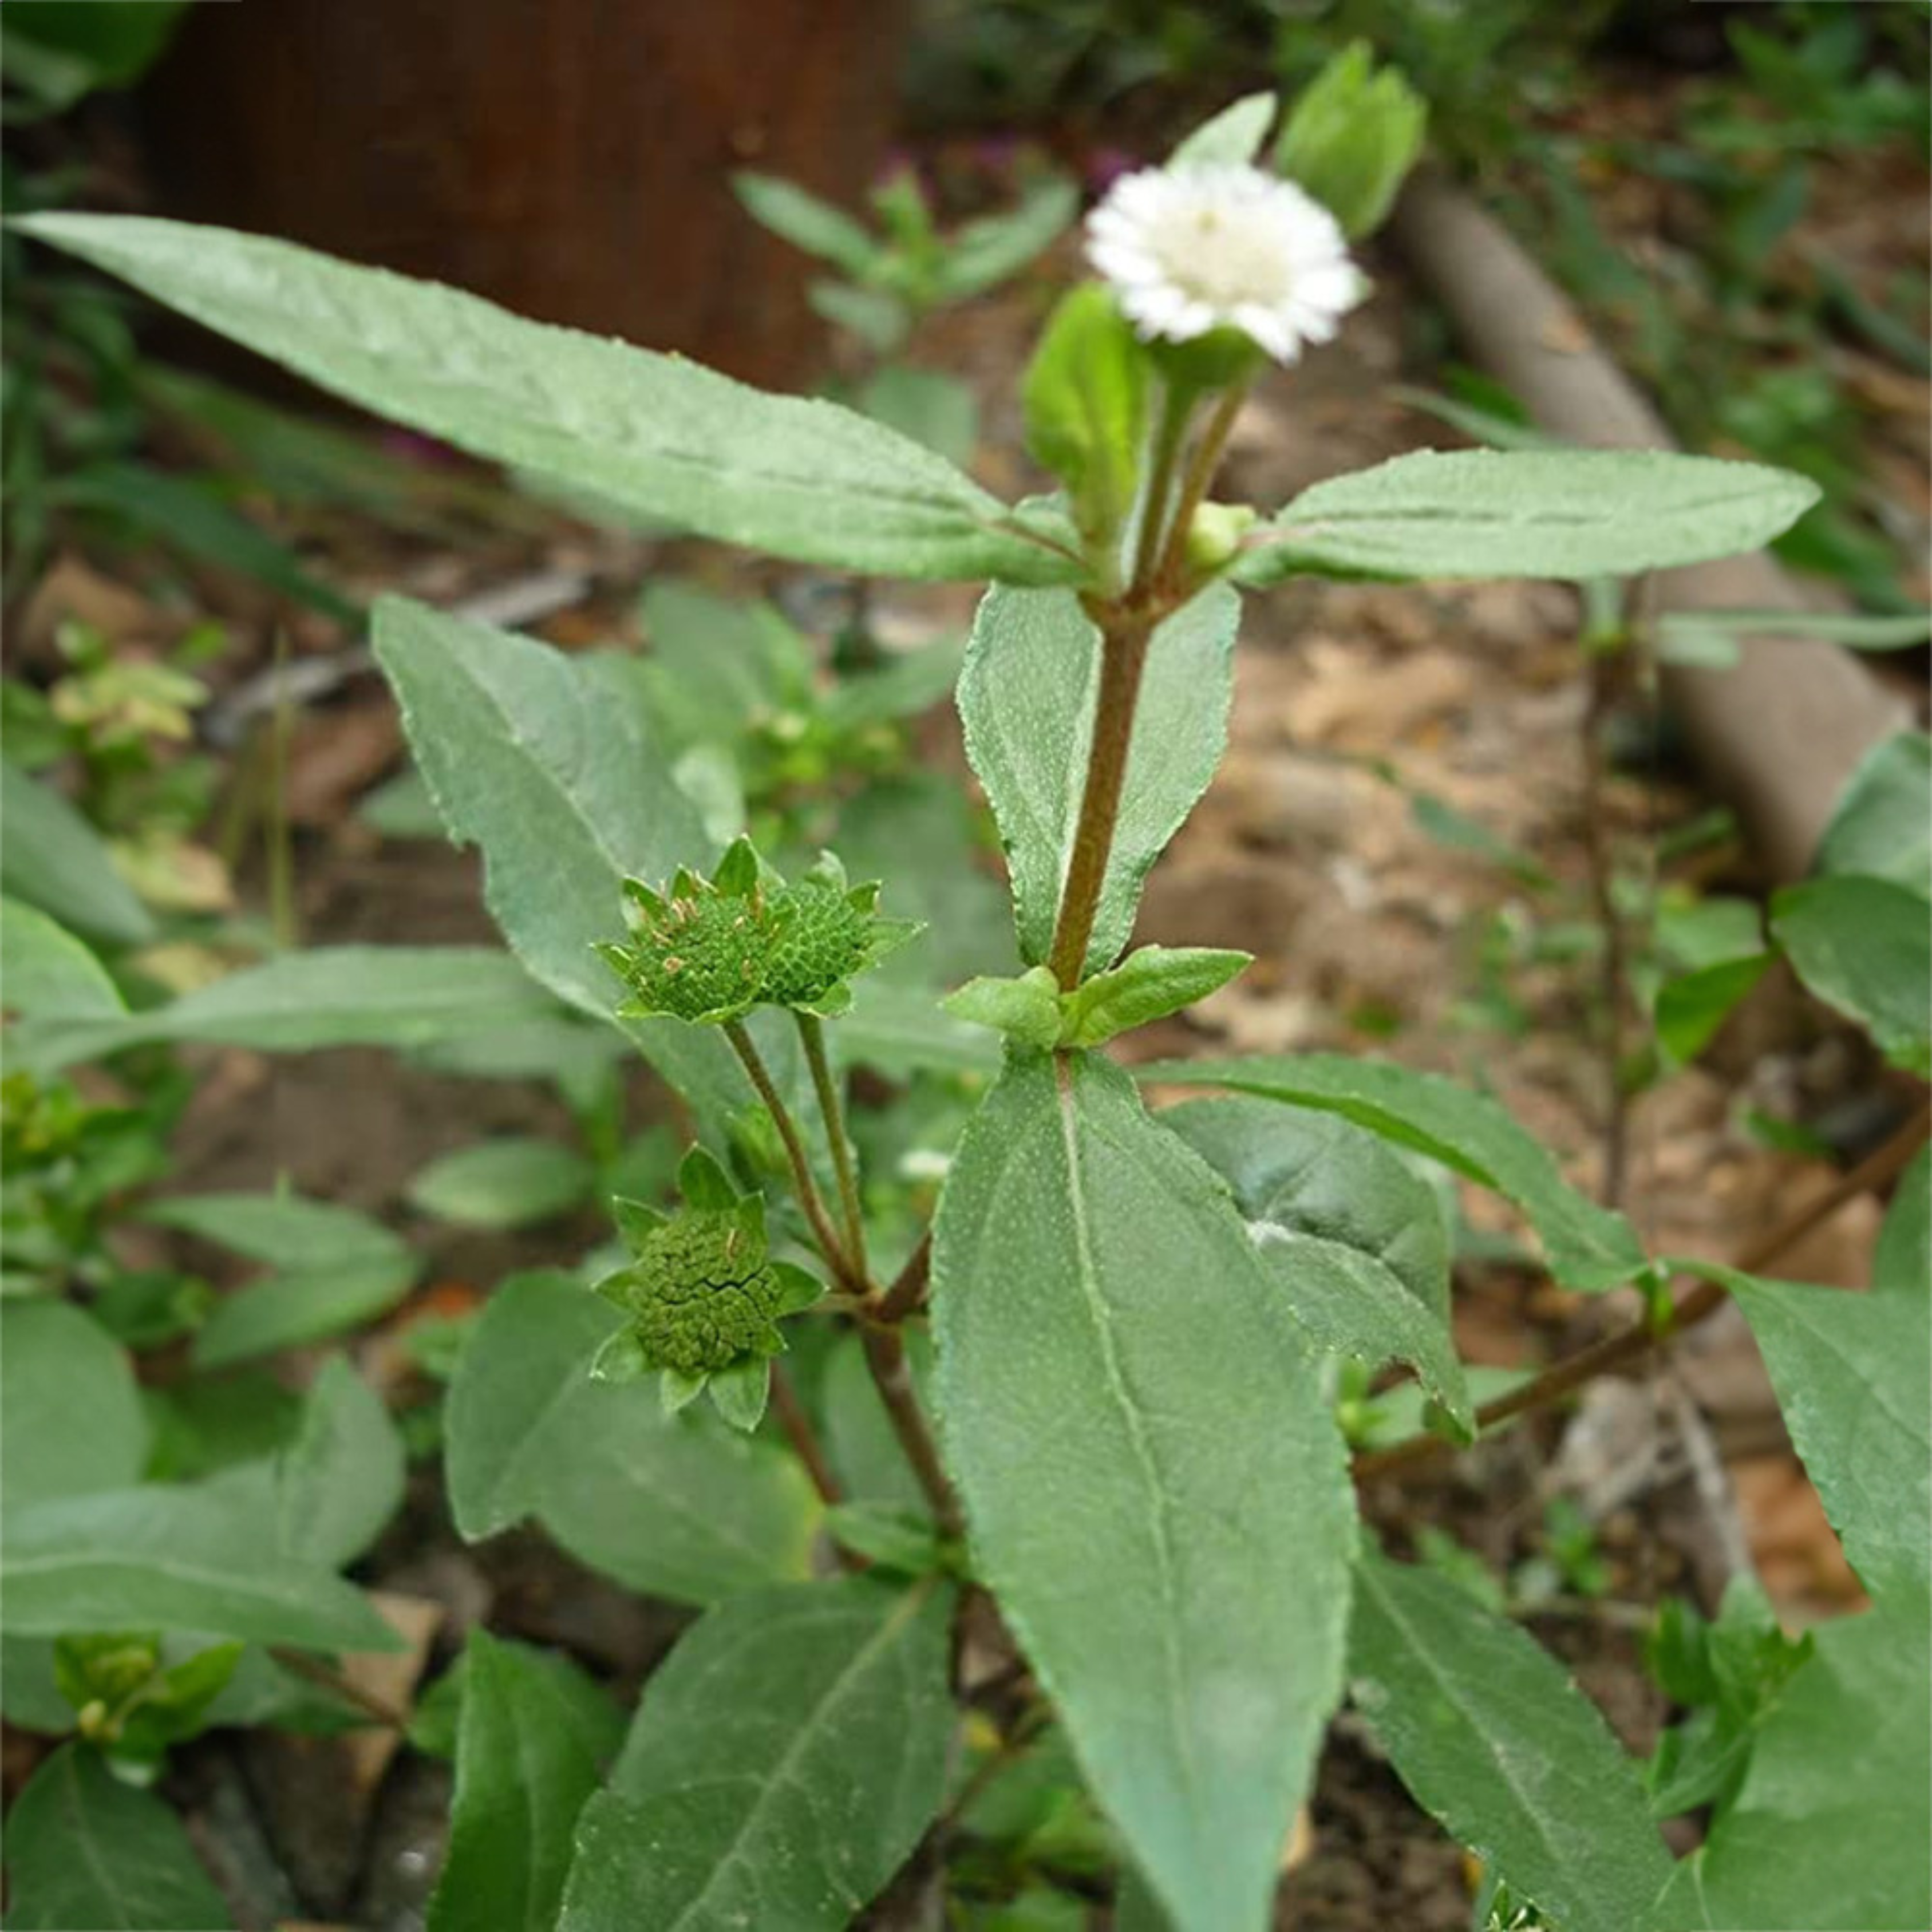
[1580,647,1631,1208]
[1046,609,1156,988]
[769,1364,844,1510]
[797,1011,870,1287]
[875,1229,931,1324]
[1354,1100,1930,1482]
[1152,382,1247,594]
[862,1322,962,1537]
[722,1020,858,1292]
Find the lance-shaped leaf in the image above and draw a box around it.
[0,899,124,1020]
[1235,449,1819,587]
[1170,91,1278,168]
[1773,875,1930,1076]
[559,1575,954,1930]
[1349,1547,1673,1932]
[18,215,1078,586]
[0,757,153,946]
[4,1744,232,1931]
[1,1302,149,1512]
[933,1049,1355,1932]
[959,582,1239,977]
[1164,1097,1470,1433]
[445,1271,818,1606]
[428,1631,611,1932]
[1137,1054,1646,1290]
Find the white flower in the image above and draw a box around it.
[1085,163,1366,364]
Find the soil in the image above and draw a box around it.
[10,101,1925,1932]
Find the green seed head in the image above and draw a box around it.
[606,1206,783,1377]
[762,880,874,1010]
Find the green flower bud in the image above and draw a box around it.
[1184,501,1258,576]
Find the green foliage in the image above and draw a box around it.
[0,755,153,945]
[1237,449,1819,586]
[933,1050,1353,1932]
[945,947,1251,1050]
[408,1137,595,1230]
[1141,1054,1646,1290]
[559,1575,955,1930]
[1274,44,1428,238]
[0,899,124,1020]
[1,1301,148,1510]
[1352,1547,1673,1932]
[1165,1099,1471,1434]
[428,1631,613,1932]
[444,1270,820,1603]
[22,215,1079,585]
[3,1743,231,1930]
[959,583,1239,977]
[1169,90,1277,167]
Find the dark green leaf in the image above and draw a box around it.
[0,1301,148,1510]
[0,899,125,1018]
[272,1357,406,1569]
[1022,286,1149,552]
[1350,1547,1673,1932]
[1057,946,1250,1048]
[1772,876,1930,1075]
[445,1271,819,1605]
[730,173,879,277]
[958,583,1239,976]
[1654,954,1772,1064]
[408,1137,594,1229]
[428,1630,610,1932]
[0,756,153,946]
[559,1576,954,1931]
[20,215,1077,586]
[933,175,1081,302]
[933,1050,1354,1932]
[1237,451,1820,587]
[1139,1054,1646,1290]
[3,1743,231,1930]
[1163,1097,1470,1432]
[1816,730,1930,898]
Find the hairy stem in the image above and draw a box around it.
[722,1019,856,1291]
[797,1011,870,1289]
[1128,382,1194,594]
[1046,609,1156,988]
[769,1364,844,1510]
[862,1321,963,1537]
[875,1228,932,1323]
[1355,1101,1931,1481]
[1153,381,1247,594]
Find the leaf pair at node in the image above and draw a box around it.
[590,1145,822,1432]
[943,945,1252,1052]
[595,835,920,1026]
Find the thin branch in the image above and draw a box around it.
[797,1012,870,1287]
[875,1229,932,1324]
[862,1322,963,1538]
[1355,1101,1931,1482]
[769,1364,844,1510]
[1128,382,1192,596]
[722,1019,858,1290]
[1579,647,1631,1207]
[1152,381,1247,594]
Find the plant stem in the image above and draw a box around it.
[1152,381,1247,593]
[1581,647,1631,1207]
[1354,1101,1931,1481]
[267,1647,409,1729]
[1128,381,1193,596]
[769,1364,844,1508]
[1046,607,1156,989]
[722,1019,856,1290]
[861,1321,963,1536]
[875,1229,932,1323]
[796,1012,870,1288]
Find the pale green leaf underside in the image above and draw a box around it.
[1139,1054,1646,1290]
[18,215,1077,586]
[933,1049,1354,1932]
[958,582,1239,975]
[1237,449,1819,586]
[1350,1548,1674,1932]
[1163,1098,1470,1431]
[559,1575,953,1931]
[4,1744,231,1931]
[445,1271,818,1606]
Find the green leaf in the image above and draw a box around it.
[1654,953,1772,1064]
[2,1484,400,1652]
[959,582,1239,977]
[0,899,125,1018]
[409,1635,623,1764]
[272,1357,406,1569]
[12,945,556,1073]
[1058,946,1250,1048]
[933,174,1081,302]
[0,756,153,945]
[1676,1154,1930,1604]
[409,1137,594,1229]
[3,1743,231,1931]
[634,579,812,752]
[809,279,909,355]
[1349,1546,1673,1932]
[1236,451,1820,587]
[855,365,980,470]
[1140,1054,1646,1290]
[559,1575,954,1931]
[941,965,1065,1049]
[20,215,1077,586]
[0,1302,149,1511]
[445,1271,819,1605]
[1656,606,1932,655]
[1163,1098,1471,1433]
[1646,1595,1931,1932]
[837,979,1002,1077]
[428,1630,610,1932]
[730,172,879,277]
[1815,730,1930,898]
[823,1327,937,1516]
[932,1050,1354,1932]
[1022,287,1148,556]
[142,1191,420,1372]
[1274,44,1427,239]
[1772,876,1930,1075]
[1169,92,1277,167]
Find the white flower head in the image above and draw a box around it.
[1086,163,1366,364]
